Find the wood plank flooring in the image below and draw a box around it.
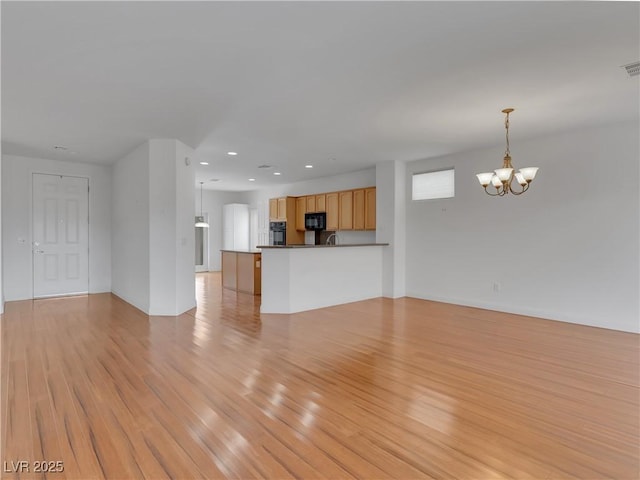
[1,272,638,479]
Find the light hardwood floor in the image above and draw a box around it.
[2,272,638,479]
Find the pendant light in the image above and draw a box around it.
[475,108,539,196]
[195,181,209,228]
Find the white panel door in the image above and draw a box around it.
[33,174,89,298]
[249,208,258,251]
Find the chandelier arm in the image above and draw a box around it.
[509,182,529,195]
[483,187,502,197]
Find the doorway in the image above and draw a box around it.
[32,173,89,298]
[195,214,209,272]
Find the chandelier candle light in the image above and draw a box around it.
[476,108,538,196]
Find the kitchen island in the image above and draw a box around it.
[221,250,261,295]
[257,243,388,314]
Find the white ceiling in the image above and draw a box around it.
[2,2,638,191]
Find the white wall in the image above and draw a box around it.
[0,26,3,314]
[147,139,196,315]
[0,152,3,313]
[149,140,176,314]
[174,141,196,315]
[112,143,150,312]
[241,168,378,246]
[113,140,196,316]
[376,160,406,298]
[2,154,112,301]
[404,121,640,333]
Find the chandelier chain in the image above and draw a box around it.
[504,111,510,157]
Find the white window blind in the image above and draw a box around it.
[412,169,455,200]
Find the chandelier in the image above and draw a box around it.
[476,108,538,196]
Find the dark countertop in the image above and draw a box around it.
[220,250,262,254]
[256,243,389,249]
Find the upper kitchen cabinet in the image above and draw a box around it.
[269,198,278,220]
[306,195,316,213]
[280,187,374,232]
[269,196,297,221]
[326,192,339,231]
[343,187,375,231]
[365,187,376,230]
[339,190,353,230]
[296,195,319,231]
[295,196,306,231]
[352,187,376,230]
[277,197,287,220]
[353,189,365,230]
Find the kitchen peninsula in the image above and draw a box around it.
[258,243,388,314]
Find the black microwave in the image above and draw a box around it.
[305,212,326,230]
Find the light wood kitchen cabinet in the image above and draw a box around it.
[277,197,287,220]
[326,192,339,230]
[276,187,374,233]
[270,196,296,221]
[353,189,365,230]
[295,196,306,231]
[365,187,376,230]
[306,195,316,213]
[339,190,353,230]
[269,198,278,220]
[268,197,304,243]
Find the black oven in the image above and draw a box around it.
[305,212,326,230]
[269,221,286,245]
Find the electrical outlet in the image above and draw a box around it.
[493,282,501,292]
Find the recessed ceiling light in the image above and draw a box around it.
[305,165,313,169]
[227,152,238,156]
[273,172,281,176]
[200,161,209,165]
[248,178,256,182]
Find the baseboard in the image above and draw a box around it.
[405,291,640,334]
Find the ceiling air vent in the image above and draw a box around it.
[622,61,640,78]
[257,164,272,169]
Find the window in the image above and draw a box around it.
[412,168,455,200]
